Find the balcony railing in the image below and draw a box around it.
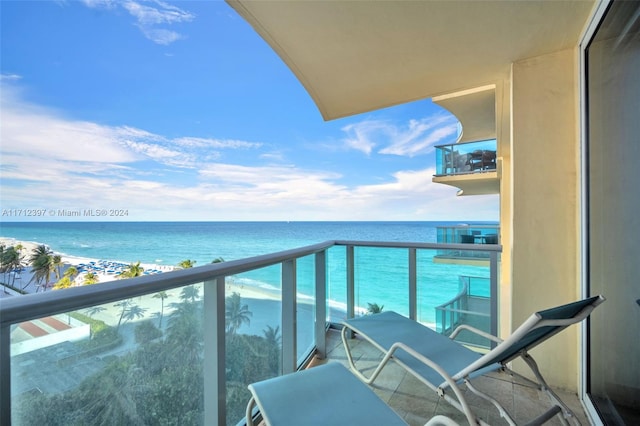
[435,275,492,348]
[0,240,500,425]
[434,139,497,176]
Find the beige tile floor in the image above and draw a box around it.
[309,329,591,426]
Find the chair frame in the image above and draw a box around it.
[341,295,605,426]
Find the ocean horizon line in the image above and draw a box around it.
[1,219,499,225]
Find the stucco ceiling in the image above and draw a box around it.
[227,0,596,121]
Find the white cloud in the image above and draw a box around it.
[341,114,460,158]
[174,137,262,150]
[122,0,194,25]
[341,120,387,155]
[82,0,195,45]
[0,80,498,222]
[0,73,23,81]
[138,27,184,45]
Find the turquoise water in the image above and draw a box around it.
[0,221,495,322]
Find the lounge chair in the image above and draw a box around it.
[341,295,605,426]
[245,362,461,426]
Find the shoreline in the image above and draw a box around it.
[0,237,285,303]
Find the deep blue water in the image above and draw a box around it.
[0,221,495,322]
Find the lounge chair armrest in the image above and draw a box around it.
[450,324,503,343]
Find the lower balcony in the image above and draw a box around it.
[0,240,527,425]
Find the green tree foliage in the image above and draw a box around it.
[225,292,252,335]
[28,244,54,291]
[134,320,163,344]
[366,302,384,314]
[83,271,99,285]
[119,261,144,279]
[153,291,170,328]
[0,244,24,290]
[177,259,196,269]
[14,287,285,426]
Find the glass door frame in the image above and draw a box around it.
[578,1,611,424]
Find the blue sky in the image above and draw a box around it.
[0,0,498,221]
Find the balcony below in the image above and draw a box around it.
[434,224,500,266]
[313,328,591,426]
[432,140,499,196]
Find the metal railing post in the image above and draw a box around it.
[0,323,11,426]
[314,251,327,359]
[346,246,355,320]
[409,248,417,320]
[489,251,499,346]
[282,259,297,374]
[203,277,226,425]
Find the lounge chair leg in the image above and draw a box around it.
[521,353,581,426]
[464,379,517,426]
[340,325,394,385]
[246,397,257,426]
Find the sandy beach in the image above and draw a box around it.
[0,237,283,305]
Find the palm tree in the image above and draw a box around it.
[53,276,72,290]
[52,254,64,280]
[27,244,54,291]
[122,305,147,325]
[180,285,200,303]
[84,306,107,318]
[119,261,144,279]
[263,325,282,374]
[177,259,196,269]
[263,325,281,347]
[0,245,24,291]
[54,266,79,290]
[366,302,384,314]
[83,271,99,285]
[114,300,132,331]
[225,292,252,335]
[153,291,170,328]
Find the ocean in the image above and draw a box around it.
[0,221,495,323]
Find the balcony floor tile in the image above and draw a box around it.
[312,329,591,426]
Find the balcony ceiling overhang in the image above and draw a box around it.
[432,85,496,143]
[226,0,595,121]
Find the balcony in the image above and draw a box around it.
[2,241,502,425]
[434,224,500,266]
[432,140,499,196]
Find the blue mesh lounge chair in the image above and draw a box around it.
[245,362,461,426]
[341,295,605,426]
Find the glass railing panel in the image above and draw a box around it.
[326,245,347,323]
[354,247,409,318]
[416,249,494,349]
[11,285,205,425]
[434,139,497,176]
[296,254,315,363]
[226,266,282,425]
[435,224,500,260]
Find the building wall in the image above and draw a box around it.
[496,76,512,339]
[510,48,580,390]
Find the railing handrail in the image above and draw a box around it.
[334,240,502,251]
[434,138,496,149]
[0,240,335,325]
[435,278,469,312]
[0,240,501,327]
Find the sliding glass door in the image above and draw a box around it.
[585,1,640,424]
